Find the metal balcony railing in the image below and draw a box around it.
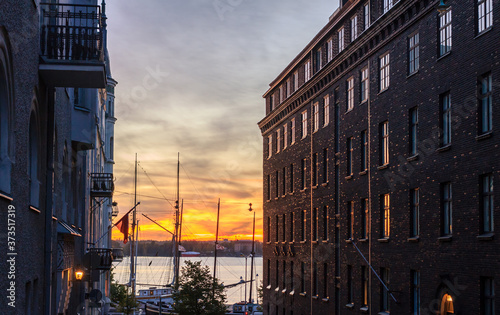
[90,173,114,198]
[87,248,113,270]
[40,3,103,62]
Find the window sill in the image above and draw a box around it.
[378,87,390,95]
[312,185,319,190]
[377,238,390,243]
[0,191,13,201]
[345,175,353,180]
[300,240,307,244]
[437,51,452,61]
[275,287,280,292]
[438,235,452,242]
[437,144,451,152]
[360,100,368,106]
[288,192,294,196]
[322,297,330,303]
[266,285,272,290]
[345,239,352,243]
[274,197,279,200]
[289,290,295,296]
[29,206,41,213]
[281,194,287,198]
[477,233,494,241]
[359,170,367,176]
[346,303,354,309]
[321,182,328,187]
[289,241,295,245]
[408,236,420,243]
[407,70,419,79]
[312,295,319,300]
[407,154,419,162]
[266,241,271,245]
[378,312,390,315]
[266,200,271,203]
[476,132,493,141]
[360,306,369,313]
[377,164,389,170]
[322,240,329,244]
[359,238,368,243]
[475,27,494,39]
[300,188,307,193]
[312,241,319,245]
[282,288,287,294]
[299,292,307,297]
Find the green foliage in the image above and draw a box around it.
[256,280,263,311]
[116,288,139,315]
[173,260,227,315]
[110,282,127,305]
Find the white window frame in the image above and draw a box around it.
[291,118,296,145]
[323,95,330,127]
[364,3,370,30]
[381,121,389,165]
[327,39,333,62]
[478,0,493,34]
[276,129,281,153]
[361,66,369,103]
[313,102,319,132]
[267,134,272,159]
[380,53,390,91]
[384,0,393,13]
[409,33,419,74]
[294,70,299,89]
[301,110,308,139]
[347,77,355,111]
[286,79,291,98]
[305,61,311,82]
[283,124,288,150]
[439,8,452,56]
[351,16,358,41]
[338,27,345,52]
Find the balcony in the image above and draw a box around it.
[39,3,106,88]
[112,248,124,262]
[90,173,114,198]
[84,248,113,270]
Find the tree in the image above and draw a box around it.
[173,260,227,315]
[116,288,139,315]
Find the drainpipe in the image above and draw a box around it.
[44,87,55,315]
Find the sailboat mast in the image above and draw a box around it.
[174,153,180,289]
[249,209,256,304]
[130,153,138,294]
[213,198,221,297]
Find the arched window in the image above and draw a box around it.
[0,29,13,195]
[28,112,40,208]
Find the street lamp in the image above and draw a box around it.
[74,267,84,281]
[248,203,256,305]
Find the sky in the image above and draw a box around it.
[107,0,339,242]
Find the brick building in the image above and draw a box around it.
[258,0,499,314]
[0,0,117,314]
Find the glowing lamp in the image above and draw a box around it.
[75,269,84,281]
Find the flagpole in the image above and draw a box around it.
[213,198,221,299]
[93,202,140,246]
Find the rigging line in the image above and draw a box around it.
[138,163,175,208]
[115,190,176,202]
[180,164,217,222]
[113,163,134,185]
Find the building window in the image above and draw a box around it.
[351,16,358,40]
[294,70,299,89]
[380,121,389,165]
[290,261,294,290]
[381,194,390,238]
[481,277,495,315]
[301,262,306,293]
[323,263,328,298]
[323,94,330,126]
[301,110,308,139]
[410,188,420,238]
[301,158,307,190]
[361,198,368,239]
[327,39,333,62]
[478,0,493,34]
[291,118,296,145]
[282,214,286,243]
[479,73,493,134]
[313,102,319,132]
[381,268,390,312]
[408,33,420,74]
[313,208,319,241]
[269,95,274,112]
[290,211,295,242]
[267,217,271,242]
[441,182,453,236]
[412,270,421,315]
[347,77,355,111]
[282,260,286,290]
[440,92,452,146]
[335,227,340,276]
[364,3,370,30]
[380,53,390,91]
[305,61,311,82]
[409,107,418,156]
[323,148,329,183]
[361,66,369,103]
[362,266,369,306]
[301,209,306,241]
[312,153,318,186]
[283,124,288,149]
[348,201,354,240]
[282,167,286,196]
[287,79,291,98]
[361,130,368,172]
[0,53,13,195]
[29,113,40,209]
[481,174,494,233]
[267,174,271,201]
[347,265,353,304]
[439,8,452,56]
[347,137,353,175]
[276,129,281,153]
[290,163,294,193]
[267,260,271,285]
[275,171,279,198]
[314,48,322,73]
[267,135,272,159]
[276,260,279,288]
[338,27,345,52]
[383,0,394,13]
[275,215,279,242]
[323,205,329,240]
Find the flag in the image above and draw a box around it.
[115,213,129,244]
[178,245,186,252]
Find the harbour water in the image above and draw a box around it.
[113,256,264,305]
